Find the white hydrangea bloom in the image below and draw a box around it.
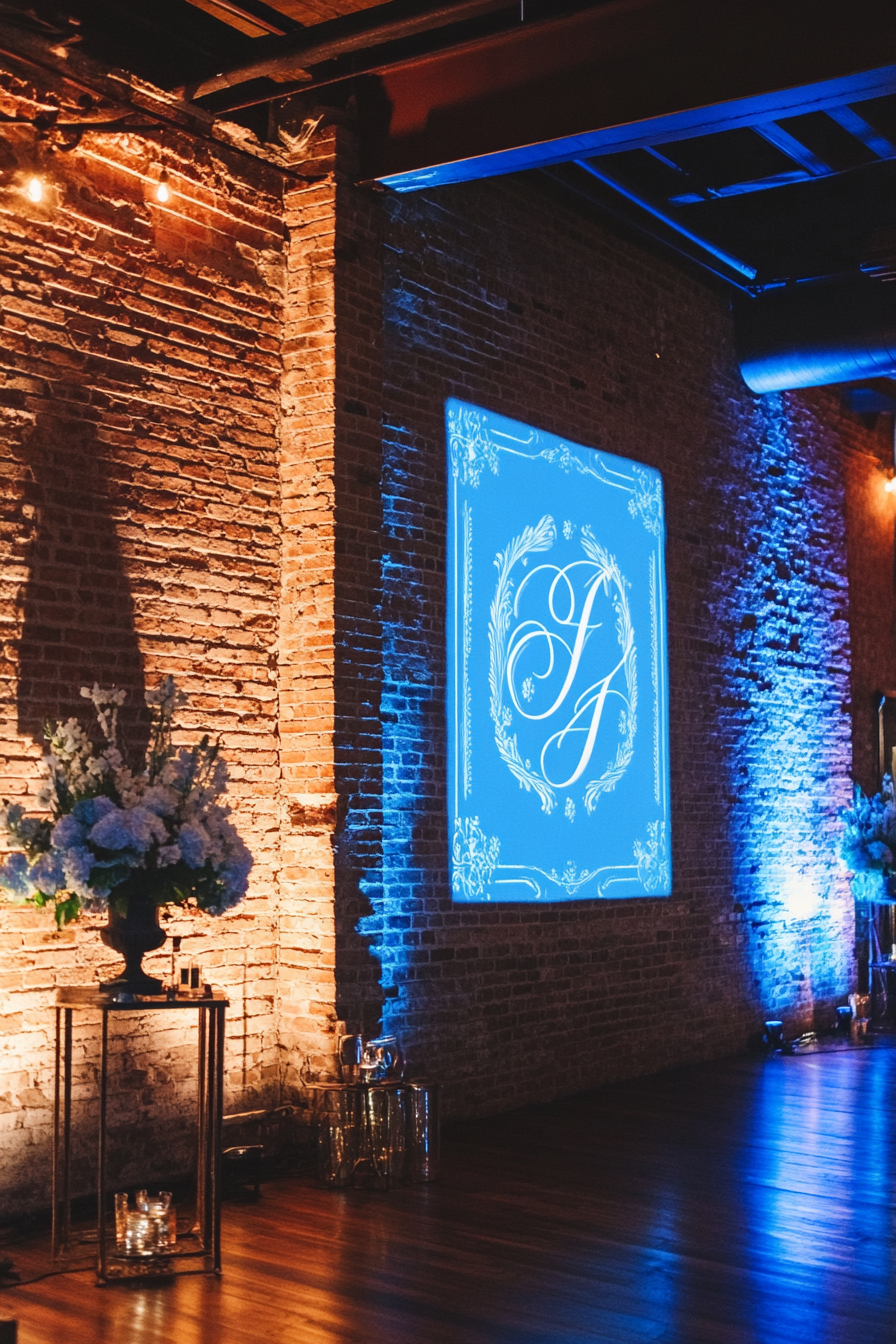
[140,784,179,818]
[115,766,142,809]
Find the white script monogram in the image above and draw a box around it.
[490,519,637,814]
[507,556,632,788]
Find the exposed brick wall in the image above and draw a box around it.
[840,410,896,793]
[278,137,341,1098]
[277,121,386,1091]
[347,173,895,1115]
[0,67,292,1214]
[278,124,385,1064]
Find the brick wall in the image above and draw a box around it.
[341,172,894,1114]
[840,414,896,793]
[277,123,386,1090]
[0,66,291,1214]
[0,50,894,1217]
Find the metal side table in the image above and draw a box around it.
[52,986,227,1283]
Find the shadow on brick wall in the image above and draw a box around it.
[15,398,149,754]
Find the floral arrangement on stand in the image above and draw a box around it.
[840,774,896,903]
[0,676,252,993]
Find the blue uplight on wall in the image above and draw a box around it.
[353,409,443,1027]
[446,400,671,903]
[716,391,854,1014]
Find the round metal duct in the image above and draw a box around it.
[737,277,896,394]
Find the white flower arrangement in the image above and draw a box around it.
[0,677,252,926]
[841,775,896,897]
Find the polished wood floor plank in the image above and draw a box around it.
[4,1049,896,1343]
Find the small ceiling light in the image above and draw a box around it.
[26,175,43,203]
[155,169,170,204]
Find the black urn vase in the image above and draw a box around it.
[100,882,167,996]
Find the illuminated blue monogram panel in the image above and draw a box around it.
[447,400,671,902]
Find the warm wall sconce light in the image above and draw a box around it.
[155,169,170,203]
[26,175,44,203]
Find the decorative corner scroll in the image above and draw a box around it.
[448,404,499,488]
[633,820,670,892]
[452,817,500,899]
[627,466,663,536]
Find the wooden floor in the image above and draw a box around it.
[4,1046,896,1344]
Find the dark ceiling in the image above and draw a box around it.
[2,0,895,393]
[554,100,896,291]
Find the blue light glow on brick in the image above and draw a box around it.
[354,183,859,1053]
[358,386,856,1038]
[356,414,444,1035]
[716,392,854,1017]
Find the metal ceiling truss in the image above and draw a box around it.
[3,0,895,386]
[173,0,896,297]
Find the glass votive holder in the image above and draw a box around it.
[358,1084,406,1190]
[118,1191,175,1255]
[311,1085,360,1188]
[405,1080,440,1183]
[124,1210,154,1257]
[114,1192,129,1250]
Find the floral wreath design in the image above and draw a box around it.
[580,527,637,814]
[488,517,637,816]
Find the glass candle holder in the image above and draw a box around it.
[124,1210,155,1257]
[117,1191,176,1255]
[312,1085,360,1188]
[114,1192,129,1249]
[405,1080,440,1183]
[358,1085,406,1190]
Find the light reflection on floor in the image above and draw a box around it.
[7,1048,896,1344]
[668,1049,896,1344]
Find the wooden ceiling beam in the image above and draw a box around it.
[180,0,514,98]
[182,0,290,38]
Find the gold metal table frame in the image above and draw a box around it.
[52,986,227,1284]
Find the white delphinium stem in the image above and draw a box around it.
[80,683,127,745]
